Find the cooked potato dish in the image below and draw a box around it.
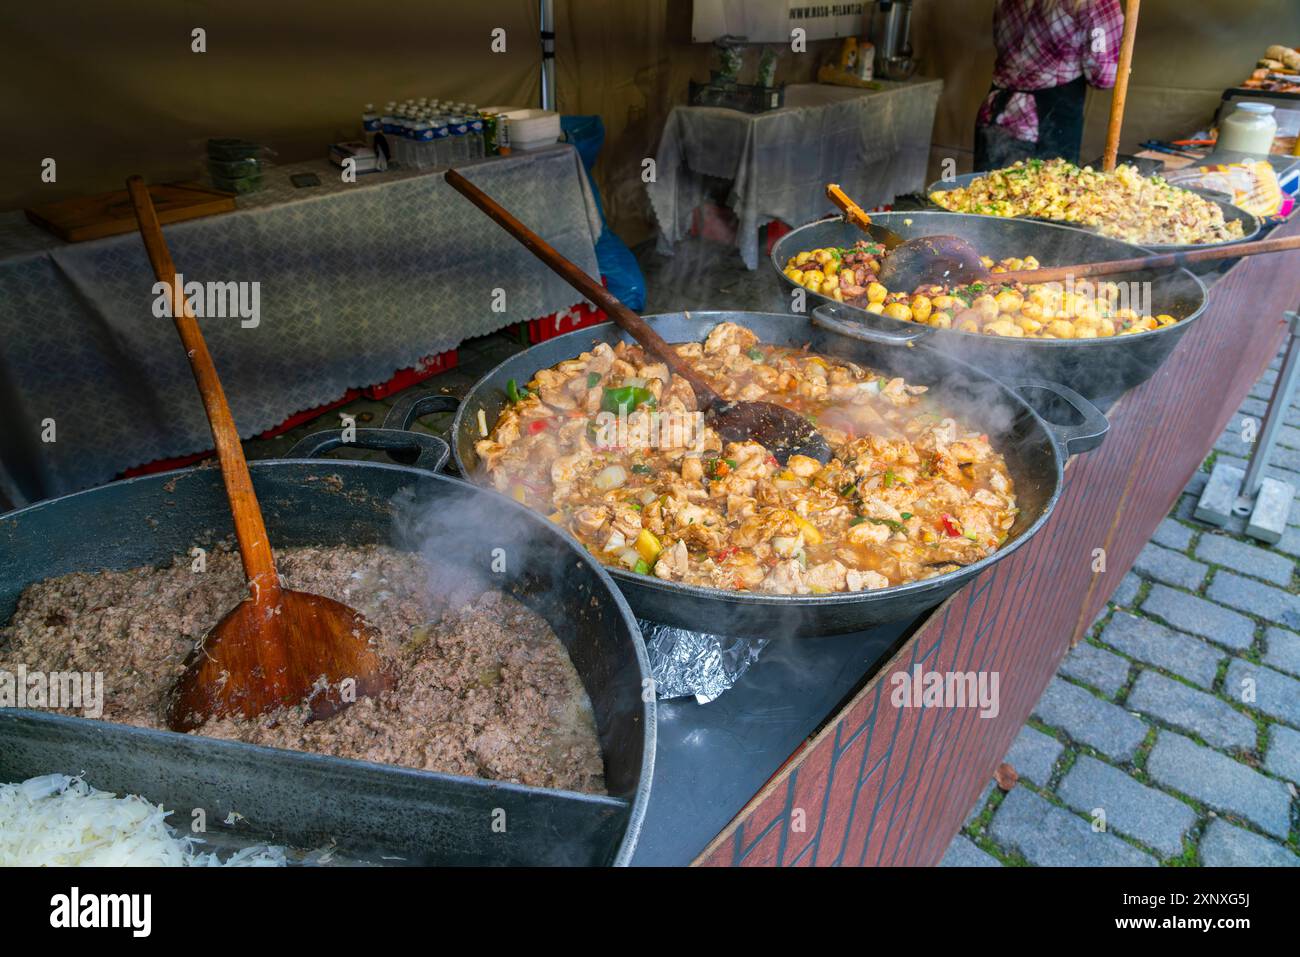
[476,322,1018,595]
[784,242,1180,339]
[929,159,1245,246]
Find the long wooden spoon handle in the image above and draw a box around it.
[826,183,873,230]
[997,233,1300,285]
[125,176,280,598]
[1103,0,1141,172]
[443,168,721,403]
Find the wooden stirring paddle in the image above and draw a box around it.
[125,176,392,733]
[824,184,987,290]
[445,169,831,464]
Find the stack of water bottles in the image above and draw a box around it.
[361,98,491,171]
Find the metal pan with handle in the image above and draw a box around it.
[387,310,1109,639]
[0,430,654,866]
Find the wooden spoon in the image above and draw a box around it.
[983,234,1300,286]
[1102,0,1141,173]
[824,184,986,290]
[125,176,392,733]
[445,169,831,464]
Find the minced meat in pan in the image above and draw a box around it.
[0,545,606,795]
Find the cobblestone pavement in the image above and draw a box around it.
[946,346,1300,868]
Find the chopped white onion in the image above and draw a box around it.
[594,465,628,491]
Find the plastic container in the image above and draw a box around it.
[482,107,560,151]
[1219,102,1278,155]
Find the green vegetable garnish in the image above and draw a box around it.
[900,512,913,521]
[506,379,529,403]
[601,385,655,414]
[631,464,653,475]
[884,469,897,487]
[587,372,602,388]
[746,347,765,362]
[633,558,651,575]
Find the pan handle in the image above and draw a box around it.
[286,427,450,474]
[383,392,461,432]
[811,302,934,346]
[1007,379,1109,457]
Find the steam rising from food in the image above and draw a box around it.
[476,321,1019,595]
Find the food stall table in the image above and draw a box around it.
[629,213,1300,866]
[0,146,603,505]
[647,78,942,270]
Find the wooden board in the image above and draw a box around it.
[25,182,236,242]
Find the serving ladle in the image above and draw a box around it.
[126,176,392,733]
[446,169,831,465]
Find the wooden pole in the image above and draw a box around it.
[1102,0,1141,171]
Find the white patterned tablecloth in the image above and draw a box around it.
[0,145,602,502]
[647,78,942,270]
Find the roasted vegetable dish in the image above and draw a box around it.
[929,159,1245,246]
[784,241,1180,339]
[476,322,1018,595]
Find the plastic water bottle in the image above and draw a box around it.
[380,104,399,164]
[447,115,468,163]
[362,103,381,147]
[412,116,433,169]
[466,111,485,159]
[431,118,450,169]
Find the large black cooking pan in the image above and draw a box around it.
[927,171,1261,252]
[0,430,654,866]
[770,212,1210,401]
[385,311,1109,639]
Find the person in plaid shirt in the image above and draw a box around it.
[974,0,1124,170]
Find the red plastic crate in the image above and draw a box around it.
[691,202,739,244]
[764,219,793,257]
[525,302,608,344]
[362,348,458,400]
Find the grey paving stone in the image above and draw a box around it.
[940,835,1002,867]
[1126,670,1256,751]
[1184,472,1209,497]
[1151,519,1194,552]
[1195,534,1295,586]
[1112,571,1142,608]
[1208,572,1300,630]
[1237,396,1269,419]
[1224,659,1300,727]
[1146,732,1293,838]
[1099,612,1223,688]
[987,786,1156,867]
[1263,626,1300,678]
[1216,452,1300,494]
[1141,584,1256,651]
[1057,755,1196,858]
[1265,724,1300,784]
[1199,819,1300,867]
[1133,542,1208,590]
[1060,641,1131,696]
[1276,526,1300,558]
[1032,677,1148,761]
[1003,725,1064,785]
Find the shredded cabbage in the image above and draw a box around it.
[0,774,288,867]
